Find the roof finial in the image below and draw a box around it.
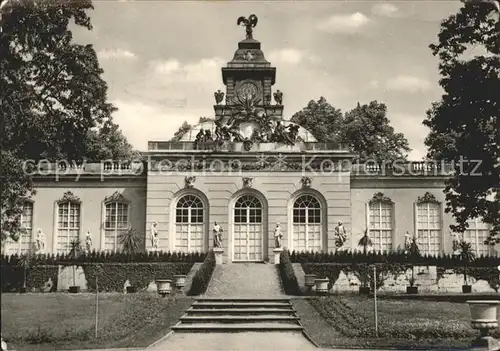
[237,14,258,40]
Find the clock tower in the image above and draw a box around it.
[213,14,284,122]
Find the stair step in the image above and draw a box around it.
[187,308,296,315]
[172,323,304,332]
[192,302,291,309]
[197,298,289,303]
[180,315,300,324]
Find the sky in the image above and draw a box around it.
[72,0,465,160]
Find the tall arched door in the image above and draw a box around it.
[232,195,263,262]
[292,194,322,252]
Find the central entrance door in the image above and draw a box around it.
[232,195,263,262]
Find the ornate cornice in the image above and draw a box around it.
[185,176,196,188]
[301,176,312,188]
[242,177,253,188]
[104,191,129,204]
[416,192,440,204]
[57,191,81,204]
[369,192,393,204]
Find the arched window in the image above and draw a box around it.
[6,201,34,255]
[56,192,81,254]
[292,195,322,252]
[233,195,263,261]
[368,194,394,253]
[104,193,130,252]
[175,195,205,252]
[415,193,442,255]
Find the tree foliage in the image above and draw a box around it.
[1,0,136,241]
[291,98,410,161]
[424,2,500,243]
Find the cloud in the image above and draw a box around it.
[267,48,318,65]
[386,75,432,93]
[112,99,209,150]
[371,3,401,18]
[317,12,371,34]
[150,57,225,83]
[97,48,137,60]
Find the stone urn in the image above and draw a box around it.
[467,300,500,349]
[315,278,329,295]
[155,279,172,297]
[304,274,316,292]
[174,275,187,289]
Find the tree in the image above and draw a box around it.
[290,98,410,161]
[424,2,500,243]
[342,101,410,161]
[1,0,137,241]
[458,240,476,286]
[290,97,343,145]
[119,228,143,255]
[170,117,214,141]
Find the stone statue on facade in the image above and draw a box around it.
[237,14,258,40]
[271,121,294,145]
[404,231,412,254]
[35,228,45,253]
[451,231,461,255]
[334,222,347,249]
[273,90,283,105]
[274,223,283,248]
[214,90,224,105]
[150,221,159,251]
[213,222,223,248]
[85,230,92,254]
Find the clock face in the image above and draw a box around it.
[237,82,258,101]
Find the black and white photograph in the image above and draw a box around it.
[1,0,499,350]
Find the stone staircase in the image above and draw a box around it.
[172,298,304,332]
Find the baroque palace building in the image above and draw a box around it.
[4,16,499,262]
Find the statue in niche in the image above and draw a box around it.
[213,222,223,248]
[85,230,92,254]
[35,228,45,253]
[237,14,258,40]
[451,231,461,255]
[214,90,224,105]
[150,222,159,251]
[274,223,283,248]
[334,222,347,249]
[273,90,283,105]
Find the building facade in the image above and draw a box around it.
[4,17,498,261]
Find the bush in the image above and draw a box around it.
[278,250,301,295]
[188,250,216,295]
[83,263,193,292]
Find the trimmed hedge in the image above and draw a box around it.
[188,250,216,295]
[83,263,193,292]
[289,250,500,267]
[278,250,301,295]
[1,265,58,292]
[1,251,206,266]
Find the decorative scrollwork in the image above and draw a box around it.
[57,191,81,204]
[185,176,196,188]
[301,176,312,188]
[369,192,393,204]
[104,191,129,204]
[242,177,253,188]
[416,192,440,204]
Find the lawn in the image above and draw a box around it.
[292,296,500,350]
[1,292,193,351]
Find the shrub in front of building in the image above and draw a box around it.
[188,250,216,295]
[278,250,301,295]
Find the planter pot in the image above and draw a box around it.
[304,274,316,288]
[462,285,472,294]
[406,286,418,294]
[126,286,137,293]
[69,286,80,294]
[155,279,172,297]
[174,275,187,289]
[314,278,329,295]
[467,300,500,348]
[359,286,370,295]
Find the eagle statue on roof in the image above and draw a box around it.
[237,14,258,40]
